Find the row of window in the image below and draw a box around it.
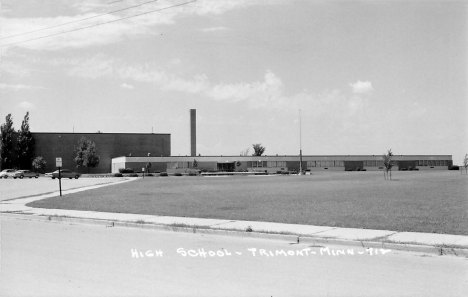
[166,160,450,169]
[168,161,290,168]
[308,161,345,167]
[306,160,450,168]
[363,160,385,167]
[252,161,287,168]
[167,162,191,169]
[168,161,289,168]
[418,160,449,166]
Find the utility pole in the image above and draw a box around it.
[299,109,303,175]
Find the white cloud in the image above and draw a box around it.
[1,61,31,77]
[67,54,115,78]
[18,101,35,109]
[120,83,134,89]
[64,54,287,108]
[71,1,108,13]
[186,0,267,15]
[62,55,373,116]
[349,80,373,94]
[206,70,284,107]
[200,27,228,32]
[162,74,210,94]
[52,53,376,136]
[169,58,182,65]
[1,0,272,51]
[0,83,34,90]
[63,54,209,94]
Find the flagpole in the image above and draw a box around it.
[299,109,303,175]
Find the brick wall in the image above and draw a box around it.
[28,133,170,173]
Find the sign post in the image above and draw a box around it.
[142,167,145,178]
[56,158,62,197]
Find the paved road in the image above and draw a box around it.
[0,177,123,201]
[1,217,467,297]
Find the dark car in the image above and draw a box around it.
[50,169,81,179]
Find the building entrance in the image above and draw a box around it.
[344,161,364,171]
[217,162,235,172]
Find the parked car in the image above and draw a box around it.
[50,169,81,179]
[12,170,39,179]
[0,169,16,179]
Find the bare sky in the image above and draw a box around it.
[1,0,466,163]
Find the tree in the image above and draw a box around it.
[463,154,468,175]
[16,112,35,169]
[74,137,100,173]
[0,114,15,169]
[32,156,47,173]
[381,149,394,180]
[240,148,250,156]
[252,144,266,156]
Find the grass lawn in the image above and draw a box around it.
[27,171,468,235]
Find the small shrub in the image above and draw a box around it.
[281,171,289,175]
[188,171,199,176]
[174,173,183,176]
[114,173,123,177]
[245,225,253,232]
[154,171,160,174]
[276,171,282,174]
[449,165,460,170]
[160,172,168,176]
[119,168,134,173]
[128,173,138,177]
[146,173,154,177]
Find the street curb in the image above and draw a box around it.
[297,236,468,257]
[115,221,300,242]
[2,212,467,258]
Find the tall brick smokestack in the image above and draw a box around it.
[190,109,196,157]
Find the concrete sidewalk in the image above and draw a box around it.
[1,177,467,257]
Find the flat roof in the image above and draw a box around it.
[28,132,171,135]
[116,154,453,158]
